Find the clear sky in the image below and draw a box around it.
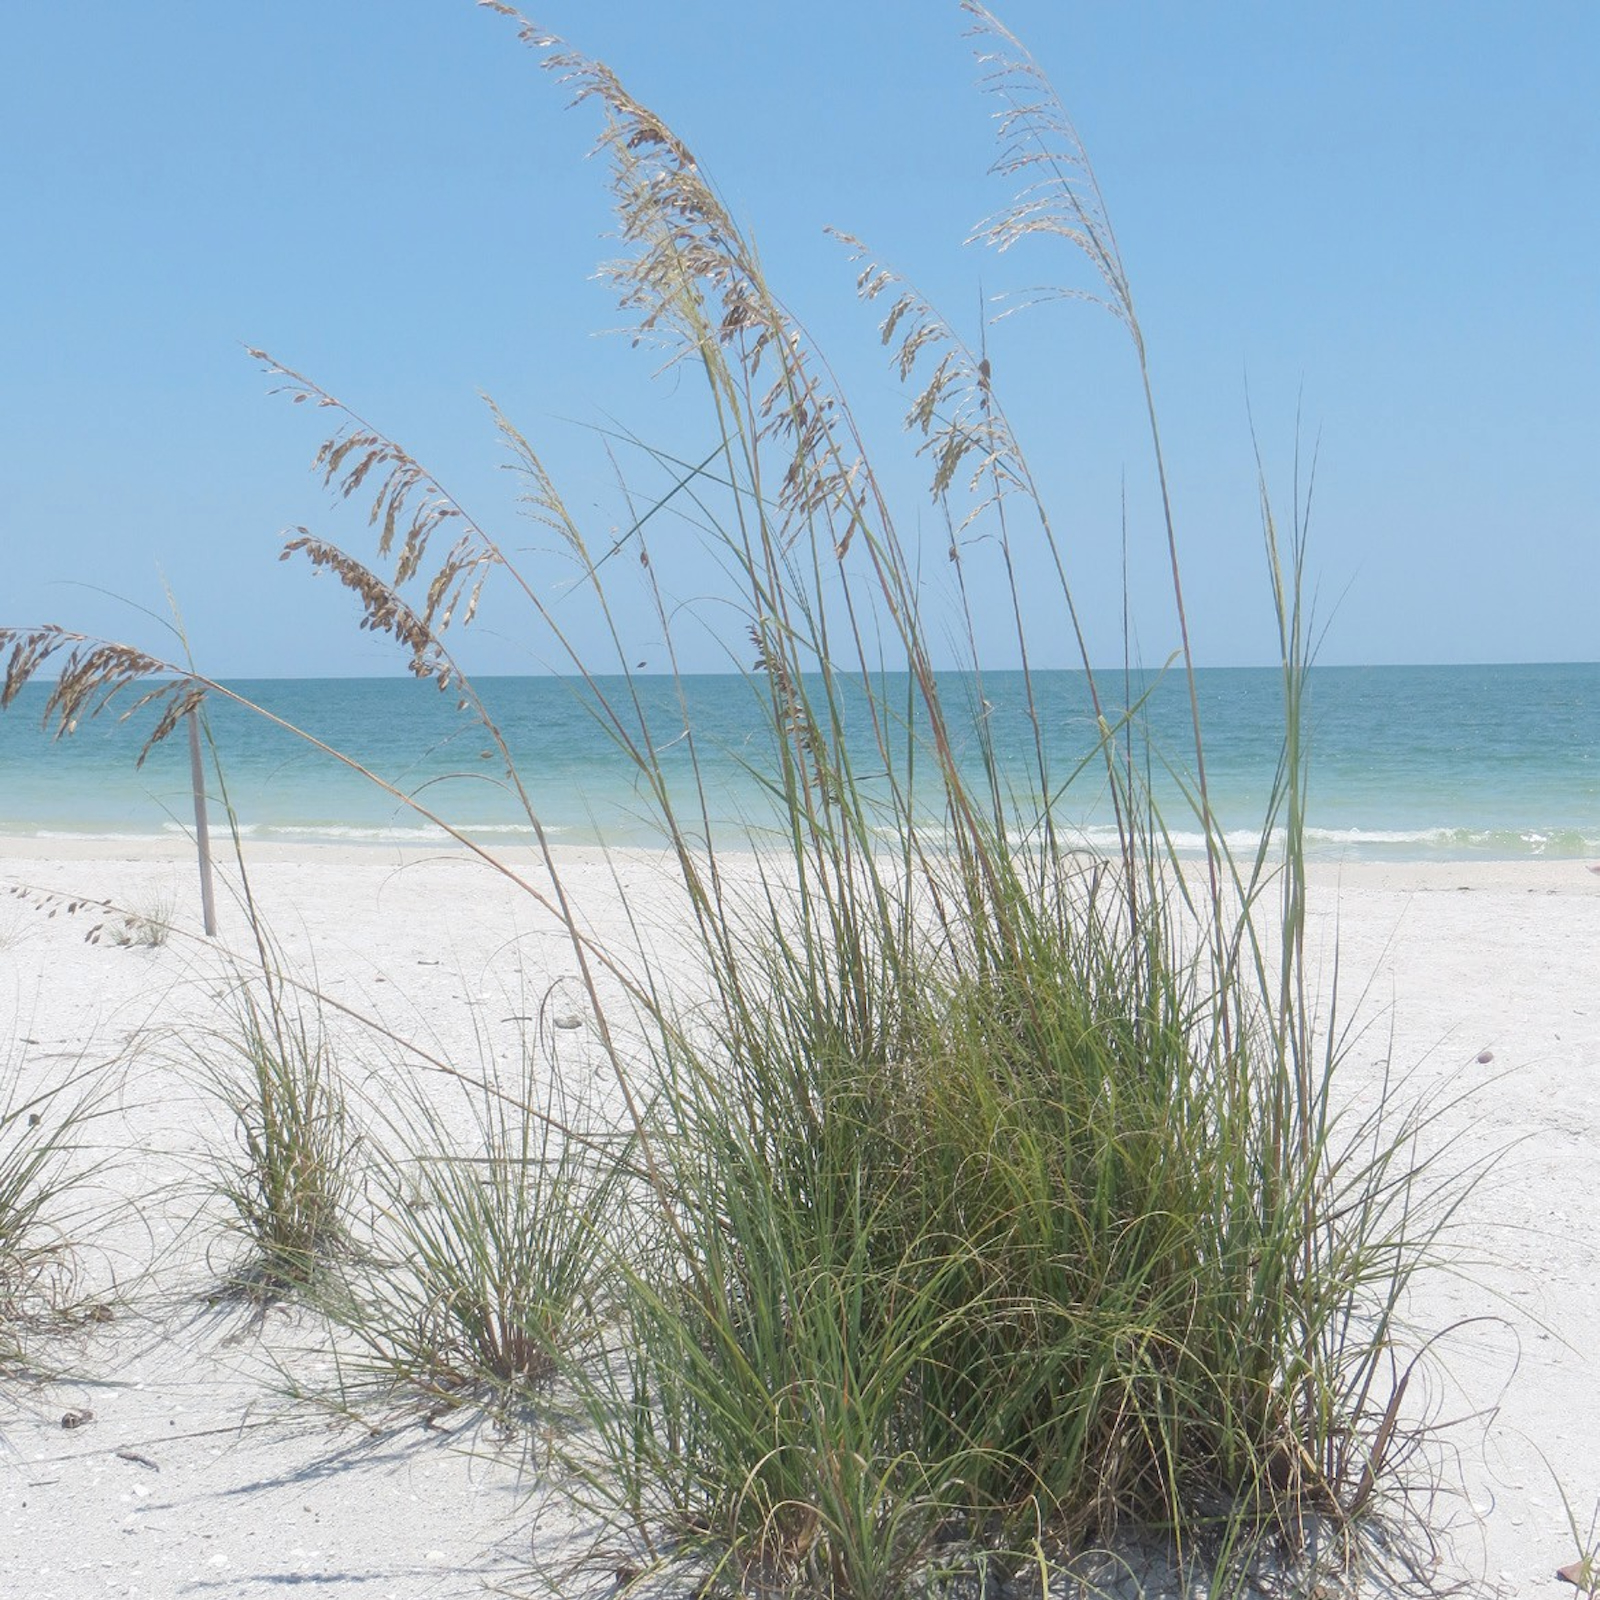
[3,2,1595,677]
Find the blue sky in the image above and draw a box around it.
[3,2,1594,676]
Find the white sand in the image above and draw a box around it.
[2,841,1598,1598]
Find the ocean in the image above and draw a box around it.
[1,664,1596,862]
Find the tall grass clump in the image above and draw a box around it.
[0,1051,102,1363]
[102,888,175,949]
[336,1014,621,1417]
[204,975,353,1297]
[0,4,1455,1593]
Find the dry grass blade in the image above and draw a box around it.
[484,4,875,562]
[962,0,1226,946]
[249,353,497,686]
[0,627,206,766]
[831,231,1014,515]
[961,1,1134,338]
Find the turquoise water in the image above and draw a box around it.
[1,665,1596,861]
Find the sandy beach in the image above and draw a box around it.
[2,841,1598,1598]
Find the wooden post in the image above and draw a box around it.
[187,707,218,938]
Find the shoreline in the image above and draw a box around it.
[4,829,1600,883]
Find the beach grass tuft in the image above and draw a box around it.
[103,889,175,949]
[0,1048,103,1364]
[204,977,354,1298]
[333,1014,621,1417]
